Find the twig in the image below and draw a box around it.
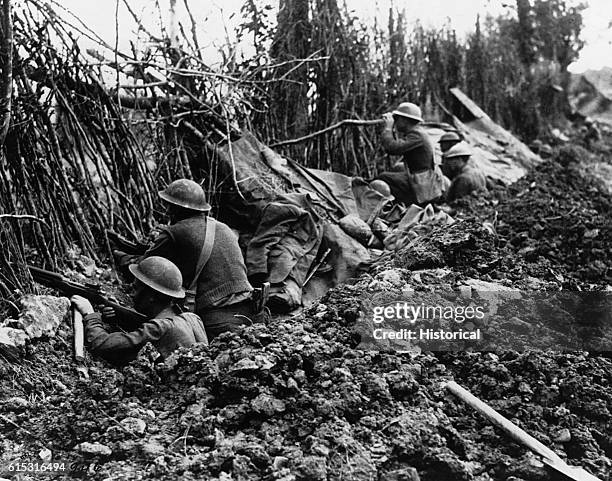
[0,414,45,446]
[0,214,50,230]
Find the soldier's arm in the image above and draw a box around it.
[381,129,425,155]
[84,313,168,365]
[140,229,175,260]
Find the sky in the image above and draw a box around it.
[55,0,612,73]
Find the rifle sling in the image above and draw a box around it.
[188,217,216,293]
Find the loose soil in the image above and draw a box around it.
[1,144,611,481]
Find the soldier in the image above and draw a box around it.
[376,102,446,205]
[114,179,259,339]
[439,131,461,154]
[71,256,208,365]
[441,143,488,202]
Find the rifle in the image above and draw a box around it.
[26,265,147,328]
[106,230,147,255]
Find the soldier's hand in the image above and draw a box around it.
[101,306,116,322]
[382,112,394,128]
[71,295,94,315]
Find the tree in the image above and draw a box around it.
[516,0,587,70]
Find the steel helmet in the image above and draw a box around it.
[439,132,461,143]
[158,179,211,212]
[369,179,394,200]
[443,142,472,159]
[392,102,423,122]
[129,256,185,299]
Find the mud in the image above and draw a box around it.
[1,149,611,480]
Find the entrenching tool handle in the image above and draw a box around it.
[446,381,563,463]
[72,307,85,362]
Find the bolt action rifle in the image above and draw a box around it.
[25,265,147,328]
[106,230,148,255]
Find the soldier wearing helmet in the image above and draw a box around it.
[375,102,446,205]
[439,131,461,154]
[70,256,208,365]
[114,179,256,339]
[441,143,488,202]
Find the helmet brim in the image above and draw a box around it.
[158,191,211,212]
[392,111,423,122]
[129,264,186,299]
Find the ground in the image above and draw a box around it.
[1,141,612,481]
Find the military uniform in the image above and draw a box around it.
[377,103,446,205]
[84,310,208,365]
[116,180,259,339]
[445,161,488,202]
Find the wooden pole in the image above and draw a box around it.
[270,119,384,148]
[72,307,85,362]
[0,0,13,147]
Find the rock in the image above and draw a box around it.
[553,428,571,443]
[120,417,147,435]
[2,397,29,412]
[377,269,404,286]
[117,440,138,455]
[39,447,52,461]
[273,456,290,471]
[3,295,70,340]
[458,285,472,299]
[229,355,276,374]
[75,256,96,277]
[250,394,286,416]
[140,439,165,458]
[332,367,353,381]
[503,317,531,335]
[385,467,421,481]
[517,382,532,394]
[0,326,28,358]
[76,442,112,456]
[295,456,327,481]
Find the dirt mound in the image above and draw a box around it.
[2,148,612,481]
[2,298,611,480]
[452,153,612,289]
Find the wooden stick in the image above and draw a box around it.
[72,307,85,362]
[270,119,384,148]
[446,381,562,463]
[0,0,13,147]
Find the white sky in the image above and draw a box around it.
[56,0,612,73]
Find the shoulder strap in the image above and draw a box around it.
[189,217,216,291]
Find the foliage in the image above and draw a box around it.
[238,0,587,168]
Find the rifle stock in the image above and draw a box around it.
[26,265,146,327]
